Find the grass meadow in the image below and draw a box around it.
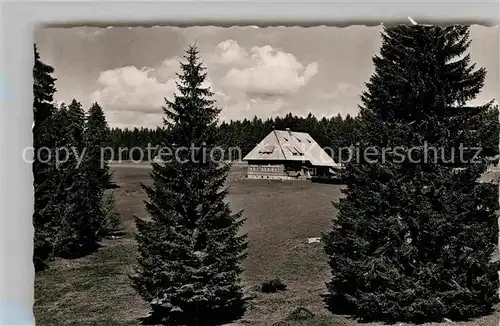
[34,164,499,325]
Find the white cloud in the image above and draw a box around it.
[213,40,249,65]
[149,58,181,82]
[91,40,318,126]
[91,66,177,113]
[221,44,319,96]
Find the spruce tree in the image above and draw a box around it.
[33,44,58,270]
[33,45,56,125]
[85,102,118,235]
[67,99,86,152]
[33,103,72,262]
[85,102,112,189]
[131,45,247,325]
[324,25,499,322]
[46,104,75,256]
[479,105,499,163]
[53,100,102,257]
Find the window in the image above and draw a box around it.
[286,146,303,156]
[283,137,288,142]
[258,144,275,154]
[293,146,304,155]
[260,165,279,173]
[285,146,297,156]
[306,139,312,143]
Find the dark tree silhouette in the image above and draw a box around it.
[131,45,247,325]
[324,25,499,323]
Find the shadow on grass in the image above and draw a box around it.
[138,298,249,326]
[310,177,344,185]
[34,242,105,272]
[56,242,104,260]
[106,182,121,189]
[322,292,389,325]
[322,292,499,325]
[322,292,355,317]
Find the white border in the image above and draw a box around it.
[0,1,498,325]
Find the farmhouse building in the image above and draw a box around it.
[243,129,340,180]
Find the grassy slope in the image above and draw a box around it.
[34,165,499,325]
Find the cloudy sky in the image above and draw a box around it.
[35,25,498,129]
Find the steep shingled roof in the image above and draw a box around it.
[243,129,340,168]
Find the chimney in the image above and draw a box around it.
[285,127,291,134]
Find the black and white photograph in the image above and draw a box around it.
[32,24,499,325]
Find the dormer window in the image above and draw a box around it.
[293,146,304,155]
[285,145,303,156]
[258,144,275,154]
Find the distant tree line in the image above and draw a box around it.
[109,126,166,161]
[108,106,498,165]
[108,113,361,163]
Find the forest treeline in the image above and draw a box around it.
[108,108,499,164]
[108,113,360,162]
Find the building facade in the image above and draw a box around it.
[243,129,340,180]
